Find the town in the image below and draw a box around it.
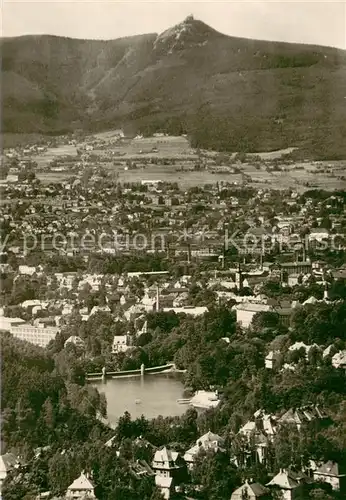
[1,129,346,500]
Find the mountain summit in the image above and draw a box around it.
[153,15,221,54]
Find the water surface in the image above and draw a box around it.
[93,373,188,424]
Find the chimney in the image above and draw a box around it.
[156,286,160,312]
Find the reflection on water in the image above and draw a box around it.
[93,373,188,424]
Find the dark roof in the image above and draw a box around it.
[315,461,345,477]
[281,261,312,267]
[130,460,155,479]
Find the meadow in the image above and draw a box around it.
[23,133,346,191]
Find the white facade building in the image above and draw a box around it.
[66,472,96,499]
[112,335,131,354]
[10,324,59,348]
[236,303,271,328]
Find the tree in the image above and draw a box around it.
[117,411,135,441]
[192,450,240,500]
[42,397,55,429]
[48,452,77,495]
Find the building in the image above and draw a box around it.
[0,315,26,332]
[189,390,220,409]
[288,342,318,360]
[237,410,277,465]
[0,453,19,494]
[265,350,281,369]
[130,460,155,480]
[136,320,148,338]
[266,469,310,500]
[112,335,132,354]
[155,476,174,500]
[231,480,270,500]
[239,410,277,441]
[152,447,186,500]
[277,405,327,431]
[141,180,162,186]
[64,336,85,350]
[235,303,272,328]
[66,472,96,499]
[313,461,346,491]
[6,174,19,183]
[10,324,59,348]
[183,431,225,469]
[89,305,111,316]
[280,261,312,276]
[18,265,37,275]
[141,292,157,312]
[332,350,346,369]
[162,306,208,317]
[309,228,330,242]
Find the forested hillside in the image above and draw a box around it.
[2,16,346,157]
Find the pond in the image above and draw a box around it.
[93,373,189,425]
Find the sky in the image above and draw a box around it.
[2,0,346,49]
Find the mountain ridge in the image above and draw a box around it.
[3,14,344,51]
[2,17,346,157]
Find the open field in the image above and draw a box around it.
[117,166,243,187]
[92,136,197,160]
[8,132,346,190]
[36,172,73,184]
[32,145,78,169]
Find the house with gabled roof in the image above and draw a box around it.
[266,469,311,500]
[183,431,225,469]
[152,447,186,499]
[265,350,281,369]
[239,410,277,441]
[236,410,277,466]
[277,405,327,431]
[130,459,155,480]
[313,461,346,491]
[231,479,270,499]
[66,471,96,499]
[64,336,85,349]
[89,305,111,317]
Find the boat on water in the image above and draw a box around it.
[176,398,191,404]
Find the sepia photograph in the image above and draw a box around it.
[0,1,346,499]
